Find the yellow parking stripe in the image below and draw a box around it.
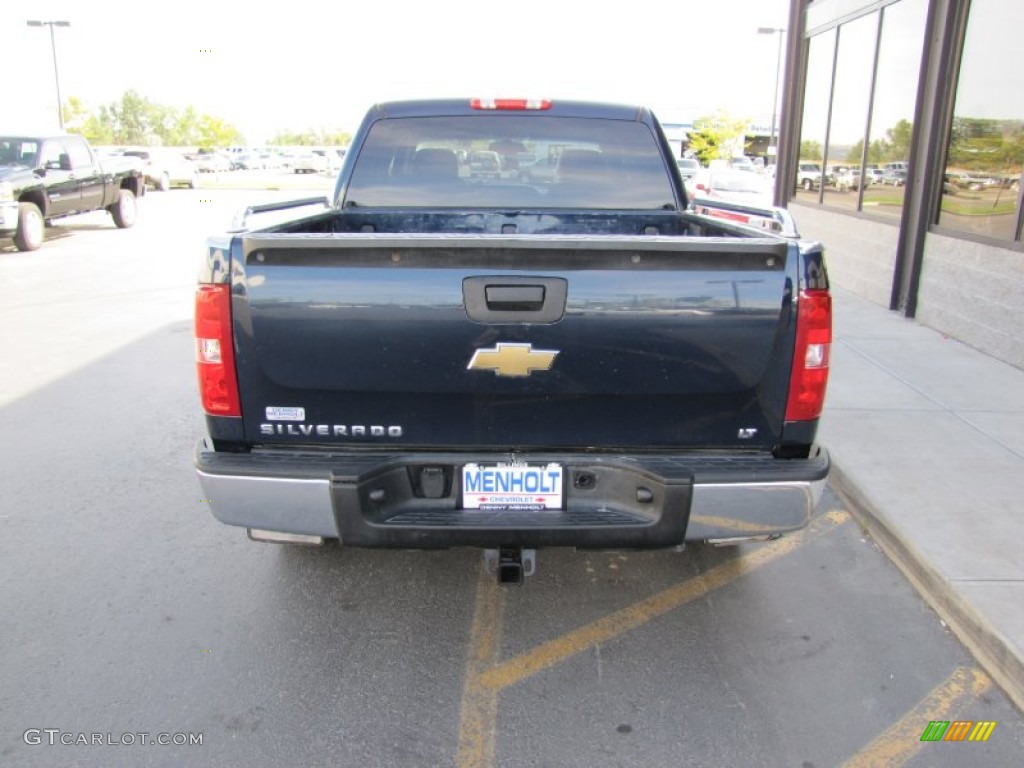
[478,510,849,691]
[841,666,992,768]
[455,564,505,768]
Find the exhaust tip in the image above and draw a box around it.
[247,528,324,546]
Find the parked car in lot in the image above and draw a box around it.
[0,133,144,251]
[234,153,263,170]
[677,157,701,196]
[236,152,283,171]
[796,162,823,191]
[467,150,502,178]
[260,153,285,171]
[676,157,700,181]
[691,168,773,206]
[835,167,869,191]
[192,153,232,173]
[314,149,344,173]
[824,165,849,187]
[290,151,327,174]
[728,156,757,172]
[881,168,907,186]
[122,148,199,191]
[946,171,999,191]
[222,148,248,169]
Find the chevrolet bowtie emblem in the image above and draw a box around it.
[467,343,559,378]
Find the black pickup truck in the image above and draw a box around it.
[194,99,831,580]
[0,134,144,251]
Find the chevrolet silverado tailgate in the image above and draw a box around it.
[231,233,796,450]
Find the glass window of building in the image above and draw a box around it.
[794,1,929,217]
[860,0,928,218]
[938,0,1024,241]
[793,28,836,204]
[822,12,878,212]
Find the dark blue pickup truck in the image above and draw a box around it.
[193,99,831,581]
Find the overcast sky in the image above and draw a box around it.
[6,0,790,143]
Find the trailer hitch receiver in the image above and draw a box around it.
[484,547,536,585]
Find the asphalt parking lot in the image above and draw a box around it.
[1,189,1021,767]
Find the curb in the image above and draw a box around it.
[828,459,1024,715]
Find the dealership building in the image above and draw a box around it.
[775,0,1023,369]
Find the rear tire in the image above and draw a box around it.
[111,188,137,229]
[802,178,812,191]
[14,202,44,251]
[157,172,170,192]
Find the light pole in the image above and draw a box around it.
[27,20,71,130]
[758,26,786,166]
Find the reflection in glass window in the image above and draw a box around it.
[823,13,878,211]
[793,29,836,204]
[66,139,93,169]
[938,0,1024,241]
[39,141,64,168]
[793,1,929,217]
[860,0,928,218]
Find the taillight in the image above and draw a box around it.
[195,284,240,417]
[785,289,831,422]
[470,98,552,110]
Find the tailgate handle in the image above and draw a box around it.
[485,285,545,311]
[464,276,568,324]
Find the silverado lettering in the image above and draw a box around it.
[259,424,404,437]
[193,98,831,579]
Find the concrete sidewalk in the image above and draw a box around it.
[821,286,1024,712]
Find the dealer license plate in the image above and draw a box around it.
[461,463,564,511]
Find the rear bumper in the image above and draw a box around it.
[194,440,829,547]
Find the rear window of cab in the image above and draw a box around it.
[344,115,677,209]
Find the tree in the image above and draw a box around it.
[800,140,823,161]
[64,91,244,148]
[885,119,913,161]
[269,130,318,146]
[197,115,244,149]
[269,128,352,146]
[111,90,153,144]
[63,96,115,145]
[321,130,352,146]
[687,130,718,166]
[688,111,752,165]
[62,96,88,131]
[169,106,200,146]
[845,138,890,164]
